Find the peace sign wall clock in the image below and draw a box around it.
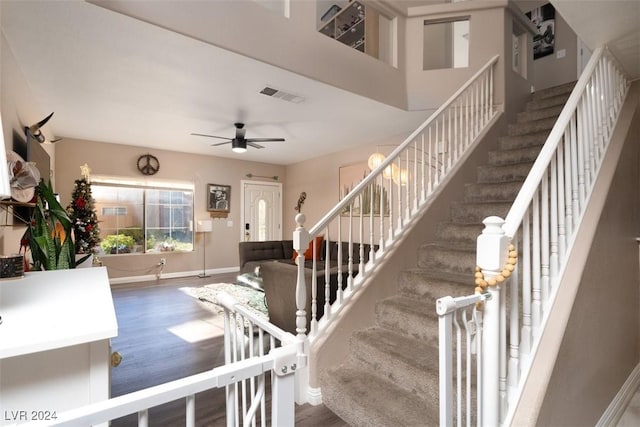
[137,153,160,175]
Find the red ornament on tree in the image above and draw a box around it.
[76,197,86,209]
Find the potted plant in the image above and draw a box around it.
[21,180,84,270]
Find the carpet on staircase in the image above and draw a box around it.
[319,81,576,427]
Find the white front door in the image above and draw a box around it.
[241,180,282,242]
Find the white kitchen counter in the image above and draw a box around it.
[0,266,117,359]
[0,267,117,425]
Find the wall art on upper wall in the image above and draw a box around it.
[339,162,389,216]
[526,3,556,60]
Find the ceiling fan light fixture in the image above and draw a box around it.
[232,139,247,153]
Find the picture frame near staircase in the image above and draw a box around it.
[526,3,556,60]
[339,162,389,216]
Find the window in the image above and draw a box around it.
[102,207,127,216]
[423,17,470,70]
[93,180,194,255]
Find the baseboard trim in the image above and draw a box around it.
[596,362,640,427]
[307,386,323,406]
[109,267,239,285]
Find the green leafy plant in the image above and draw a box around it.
[22,180,81,270]
[100,234,135,254]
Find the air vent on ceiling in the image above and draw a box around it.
[259,86,305,104]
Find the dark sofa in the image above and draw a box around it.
[238,240,295,275]
[238,239,376,334]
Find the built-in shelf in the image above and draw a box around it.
[0,200,35,226]
[318,1,378,57]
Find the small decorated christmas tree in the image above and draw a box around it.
[67,163,100,254]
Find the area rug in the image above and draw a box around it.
[181,282,268,321]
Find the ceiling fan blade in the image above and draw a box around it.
[246,141,265,149]
[211,141,231,147]
[245,138,285,143]
[191,133,232,141]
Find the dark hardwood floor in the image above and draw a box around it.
[110,273,347,426]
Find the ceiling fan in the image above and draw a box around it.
[191,122,285,153]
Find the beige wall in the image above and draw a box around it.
[283,142,392,237]
[55,138,285,280]
[534,85,640,425]
[89,0,408,110]
[405,2,509,111]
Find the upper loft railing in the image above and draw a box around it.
[438,46,630,426]
[291,54,501,345]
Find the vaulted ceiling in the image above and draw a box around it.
[2,1,637,166]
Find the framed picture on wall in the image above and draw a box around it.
[526,3,556,60]
[339,162,389,216]
[207,184,231,213]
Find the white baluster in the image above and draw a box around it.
[348,205,354,292]
[379,174,386,252]
[369,182,375,263]
[541,169,550,306]
[532,191,541,329]
[499,277,507,422]
[508,239,520,388]
[569,114,580,231]
[521,213,532,354]
[550,154,559,283]
[428,127,434,194]
[448,108,453,170]
[337,220,343,305]
[186,394,195,427]
[556,144,567,262]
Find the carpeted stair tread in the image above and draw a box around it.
[477,161,534,183]
[417,243,476,274]
[517,104,563,123]
[321,365,439,427]
[498,130,550,150]
[508,116,557,136]
[463,181,522,203]
[526,92,571,111]
[449,201,512,224]
[398,269,472,299]
[435,222,484,245]
[375,295,439,342]
[487,144,543,166]
[349,327,439,400]
[532,81,576,100]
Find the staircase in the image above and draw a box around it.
[320,82,576,426]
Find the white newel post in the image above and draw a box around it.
[293,213,310,404]
[477,216,509,426]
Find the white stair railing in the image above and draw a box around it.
[292,54,501,350]
[439,46,629,426]
[12,294,298,427]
